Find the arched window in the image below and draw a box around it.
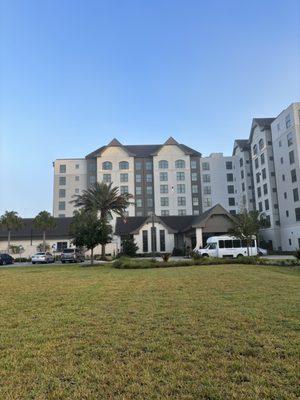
[119,161,129,170]
[258,139,264,150]
[175,159,185,168]
[159,160,168,169]
[253,144,258,155]
[102,161,112,170]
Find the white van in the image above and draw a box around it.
[194,235,258,258]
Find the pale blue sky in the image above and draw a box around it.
[0,0,299,217]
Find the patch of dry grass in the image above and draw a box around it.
[0,264,299,399]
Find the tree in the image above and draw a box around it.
[9,244,25,259]
[72,182,133,259]
[228,210,267,256]
[70,209,112,264]
[36,243,50,252]
[34,211,56,252]
[121,236,138,257]
[0,211,23,253]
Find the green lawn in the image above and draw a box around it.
[0,264,299,400]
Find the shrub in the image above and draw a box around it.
[162,253,170,262]
[14,257,31,263]
[294,249,300,260]
[172,247,184,256]
[190,250,202,260]
[121,237,139,257]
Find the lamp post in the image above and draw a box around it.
[151,212,155,258]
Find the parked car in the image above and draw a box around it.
[31,252,55,264]
[257,247,268,256]
[0,253,14,265]
[61,248,85,263]
[194,235,258,258]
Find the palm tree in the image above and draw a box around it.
[34,211,56,252]
[0,211,23,253]
[73,182,133,259]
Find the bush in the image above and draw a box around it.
[162,253,170,262]
[294,249,300,260]
[172,248,184,256]
[121,237,139,257]
[14,257,31,263]
[190,250,202,260]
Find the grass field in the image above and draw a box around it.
[0,264,299,400]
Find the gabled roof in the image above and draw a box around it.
[114,204,235,235]
[86,138,201,159]
[250,117,275,142]
[232,139,250,155]
[0,218,73,241]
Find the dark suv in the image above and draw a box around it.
[61,248,85,263]
[0,253,14,265]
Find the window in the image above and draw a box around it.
[191,172,197,181]
[178,210,186,216]
[226,161,232,169]
[262,168,266,180]
[253,144,258,155]
[175,159,185,168]
[119,161,129,170]
[241,170,244,179]
[259,139,264,150]
[136,199,142,208]
[282,174,285,181]
[58,201,65,210]
[203,198,212,207]
[285,114,291,129]
[286,210,289,217]
[228,197,235,206]
[59,189,65,198]
[280,157,284,164]
[227,185,234,194]
[159,160,168,169]
[203,186,211,194]
[135,161,142,170]
[120,186,128,194]
[192,197,199,206]
[103,174,111,183]
[146,174,152,183]
[160,185,168,194]
[240,158,243,167]
[255,158,259,169]
[258,202,262,212]
[257,187,261,198]
[142,230,148,252]
[146,186,153,195]
[161,197,169,206]
[242,182,245,192]
[291,169,297,183]
[136,211,143,216]
[176,172,185,181]
[178,197,186,206]
[75,164,79,169]
[192,185,198,194]
[265,199,269,210]
[59,176,66,185]
[269,156,274,161]
[135,174,141,183]
[202,162,210,170]
[75,176,79,181]
[147,198,153,208]
[256,173,260,183]
[159,172,168,181]
[193,209,200,215]
[177,184,185,193]
[260,153,265,165]
[159,230,166,252]
[287,132,293,146]
[284,192,287,199]
[263,183,268,195]
[59,164,66,173]
[89,176,96,184]
[289,150,295,164]
[161,210,169,216]
[102,161,112,170]
[293,188,299,202]
[203,174,210,183]
[75,188,79,194]
[226,173,233,182]
[295,208,300,221]
[191,160,197,169]
[145,161,152,170]
[136,186,142,195]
